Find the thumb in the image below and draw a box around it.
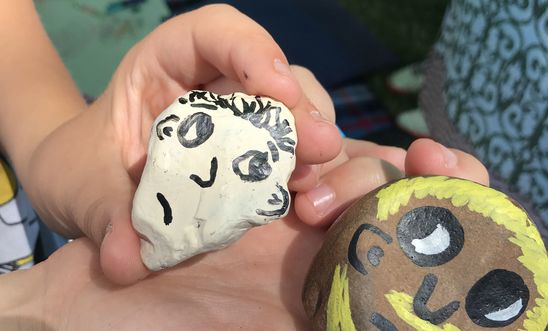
[99,205,150,285]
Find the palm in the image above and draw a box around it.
[43,214,324,330]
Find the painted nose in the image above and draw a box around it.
[413,273,460,325]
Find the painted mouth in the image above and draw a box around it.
[374,273,460,330]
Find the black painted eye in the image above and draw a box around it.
[177,112,214,148]
[232,150,272,182]
[397,206,464,267]
[466,269,529,327]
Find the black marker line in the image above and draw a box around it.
[190,103,218,110]
[177,112,214,148]
[348,223,392,275]
[156,114,180,140]
[190,157,218,188]
[256,183,289,217]
[370,312,399,331]
[268,193,282,205]
[413,274,460,324]
[267,141,279,162]
[156,192,173,226]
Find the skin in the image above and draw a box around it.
[0,2,489,330]
[0,162,489,331]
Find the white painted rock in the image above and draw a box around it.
[132,90,297,270]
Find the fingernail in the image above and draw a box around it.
[273,58,292,76]
[306,183,336,216]
[439,144,458,168]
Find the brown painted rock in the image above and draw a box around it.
[303,176,547,331]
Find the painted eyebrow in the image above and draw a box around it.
[191,103,218,110]
[348,223,392,275]
[156,114,180,140]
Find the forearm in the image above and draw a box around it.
[0,1,86,182]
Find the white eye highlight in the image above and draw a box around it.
[411,224,450,255]
[484,299,523,322]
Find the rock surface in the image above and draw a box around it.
[132,90,297,270]
[303,176,547,330]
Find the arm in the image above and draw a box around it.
[0,1,86,182]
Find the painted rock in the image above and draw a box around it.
[132,90,297,270]
[303,176,547,331]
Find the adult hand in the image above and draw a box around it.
[26,4,341,285]
[2,141,487,330]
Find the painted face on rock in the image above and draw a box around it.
[303,176,547,331]
[132,91,296,270]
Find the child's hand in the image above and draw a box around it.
[26,5,341,284]
[293,137,489,227]
[283,64,489,228]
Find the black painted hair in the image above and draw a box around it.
[178,91,296,156]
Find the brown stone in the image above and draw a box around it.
[303,176,547,331]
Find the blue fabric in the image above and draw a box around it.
[436,0,547,223]
[166,0,399,88]
[38,221,68,259]
[330,83,395,139]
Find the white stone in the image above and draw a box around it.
[132,91,297,270]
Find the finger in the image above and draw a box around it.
[288,164,321,192]
[205,70,343,191]
[289,137,406,193]
[147,4,301,108]
[291,66,341,165]
[318,138,407,176]
[405,138,489,186]
[344,138,406,172]
[294,157,403,227]
[100,206,150,285]
[206,66,342,167]
[286,66,341,191]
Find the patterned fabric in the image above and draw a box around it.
[0,158,39,274]
[435,0,547,224]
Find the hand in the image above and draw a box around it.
[293,137,489,227]
[25,4,341,284]
[1,146,487,330]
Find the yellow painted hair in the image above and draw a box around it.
[376,176,548,330]
[327,264,357,331]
